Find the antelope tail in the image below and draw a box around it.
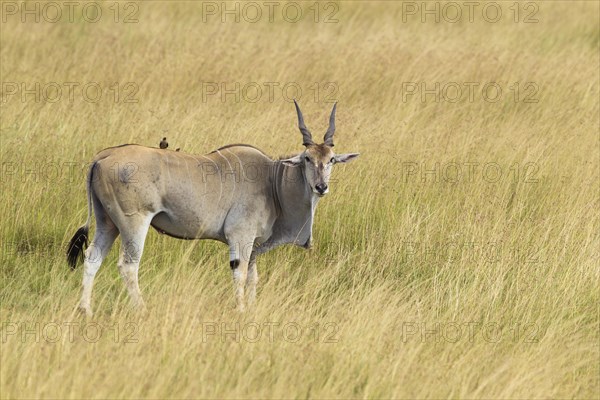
[66,162,96,269]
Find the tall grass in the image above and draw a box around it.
[0,1,598,398]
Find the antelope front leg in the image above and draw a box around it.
[246,253,258,307]
[229,243,250,312]
[231,259,249,312]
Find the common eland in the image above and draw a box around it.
[67,101,359,315]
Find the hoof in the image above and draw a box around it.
[77,305,93,318]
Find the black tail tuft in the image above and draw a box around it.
[67,226,89,269]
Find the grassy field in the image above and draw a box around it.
[1,1,598,398]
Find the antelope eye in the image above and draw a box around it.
[330,157,335,164]
[304,156,311,162]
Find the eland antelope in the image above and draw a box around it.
[67,101,359,315]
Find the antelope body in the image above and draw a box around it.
[67,102,359,315]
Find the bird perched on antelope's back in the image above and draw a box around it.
[160,137,168,149]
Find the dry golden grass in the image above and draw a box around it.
[0,1,598,398]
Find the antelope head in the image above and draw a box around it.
[282,100,359,197]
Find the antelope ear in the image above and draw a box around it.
[281,154,303,167]
[334,153,360,163]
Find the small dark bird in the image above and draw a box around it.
[160,137,168,149]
